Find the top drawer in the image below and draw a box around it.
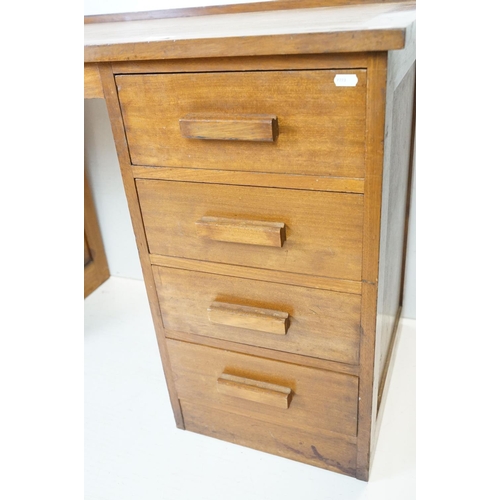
[115,70,367,177]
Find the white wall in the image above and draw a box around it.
[85,99,143,279]
[84,0,416,319]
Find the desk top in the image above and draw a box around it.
[84,1,416,63]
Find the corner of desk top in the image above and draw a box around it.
[83,1,416,65]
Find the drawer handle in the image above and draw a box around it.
[208,300,290,335]
[217,373,292,409]
[179,113,279,142]
[196,216,286,248]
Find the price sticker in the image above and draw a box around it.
[334,74,358,87]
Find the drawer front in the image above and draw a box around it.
[116,70,366,177]
[166,339,359,437]
[137,180,363,281]
[153,266,361,364]
[182,401,358,476]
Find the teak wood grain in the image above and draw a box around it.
[182,401,358,475]
[115,70,367,178]
[111,52,370,75]
[166,339,359,437]
[355,53,388,481]
[132,166,365,194]
[84,63,103,99]
[136,179,364,281]
[196,217,286,248]
[217,373,292,409]
[84,1,416,482]
[149,254,362,295]
[208,301,290,336]
[179,113,279,142]
[152,265,361,364]
[84,2,414,62]
[165,328,360,376]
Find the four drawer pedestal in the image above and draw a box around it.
[85,2,416,481]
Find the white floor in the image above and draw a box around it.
[85,277,415,500]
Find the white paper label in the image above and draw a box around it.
[334,74,358,87]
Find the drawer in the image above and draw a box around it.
[116,70,367,177]
[181,402,358,476]
[166,339,359,438]
[153,266,361,364]
[137,180,363,281]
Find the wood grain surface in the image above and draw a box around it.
[84,2,415,62]
[111,52,369,74]
[164,328,360,377]
[166,339,359,437]
[84,4,416,480]
[217,373,292,409]
[149,254,362,295]
[196,217,286,248]
[208,301,290,336]
[153,265,361,364]
[84,63,103,99]
[182,400,358,476]
[116,70,366,177]
[355,52,388,481]
[132,166,365,194]
[179,113,279,142]
[137,180,364,281]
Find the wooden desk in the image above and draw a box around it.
[84,0,416,481]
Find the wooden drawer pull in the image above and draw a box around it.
[208,300,290,335]
[196,216,286,248]
[217,373,292,409]
[179,113,279,142]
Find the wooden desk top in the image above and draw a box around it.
[84,1,416,63]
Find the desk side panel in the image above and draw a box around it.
[355,52,387,481]
[371,18,416,471]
